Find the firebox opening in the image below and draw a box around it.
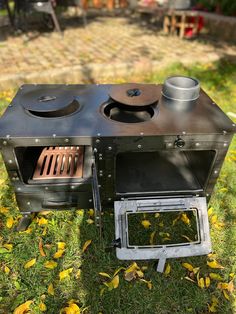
[15,146,90,184]
[127,209,199,247]
[116,150,216,194]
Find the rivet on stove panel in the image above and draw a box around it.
[233,124,236,127]
[65,138,69,143]
[27,202,31,205]
[99,173,103,177]
[137,144,142,149]
[182,131,186,135]
[195,143,200,147]
[97,133,101,137]
[6,135,10,139]
[167,143,172,147]
[96,139,100,143]
[3,141,7,145]
[17,188,21,191]
[223,130,227,135]
[53,134,56,138]
[93,148,98,153]
[108,174,112,178]
[35,139,40,143]
[98,185,101,188]
[214,170,218,174]
[108,198,112,201]
[89,199,92,203]
[140,132,144,136]
[223,143,228,147]
[99,153,103,157]
[108,147,112,150]
[45,187,48,190]
[8,160,13,164]
[99,157,103,160]
[71,186,75,189]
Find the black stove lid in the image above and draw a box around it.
[109,83,159,107]
[22,87,79,117]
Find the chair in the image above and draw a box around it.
[14,0,62,32]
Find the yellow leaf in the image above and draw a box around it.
[76,209,84,216]
[75,269,81,279]
[208,207,213,216]
[113,267,126,277]
[19,227,32,234]
[6,216,14,228]
[149,231,156,245]
[228,280,234,293]
[99,272,111,278]
[59,268,73,281]
[229,272,235,279]
[211,215,218,224]
[4,265,10,274]
[154,213,160,218]
[100,287,106,296]
[209,273,223,281]
[86,219,94,224]
[205,276,211,288]
[24,258,36,269]
[3,243,13,252]
[219,187,228,193]
[40,211,51,216]
[198,277,205,289]
[141,266,148,271]
[172,214,180,226]
[140,279,153,290]
[181,213,190,225]
[222,289,230,301]
[207,260,224,269]
[125,262,139,274]
[159,232,170,238]
[208,252,217,260]
[88,209,94,217]
[54,249,65,259]
[13,300,33,314]
[0,207,9,214]
[181,235,193,242]
[38,217,48,226]
[184,276,195,283]
[208,295,219,312]
[193,267,200,274]
[42,227,47,236]
[60,302,80,314]
[136,270,144,278]
[82,240,92,253]
[57,242,66,250]
[104,275,119,290]
[141,220,151,229]
[164,263,171,276]
[48,283,54,296]
[159,221,164,227]
[217,282,228,290]
[182,263,194,272]
[44,260,58,269]
[39,302,47,312]
[39,238,46,257]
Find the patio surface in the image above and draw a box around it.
[0,16,236,89]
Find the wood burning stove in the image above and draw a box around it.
[0,79,235,271]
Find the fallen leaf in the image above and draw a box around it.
[82,240,92,253]
[86,219,94,224]
[208,296,218,313]
[222,289,230,301]
[149,231,156,245]
[207,260,224,269]
[54,249,65,259]
[181,213,190,225]
[182,263,194,272]
[59,268,73,280]
[113,267,126,277]
[38,217,48,226]
[75,269,81,279]
[0,207,8,214]
[13,300,33,314]
[24,258,36,269]
[39,238,46,257]
[3,243,13,252]
[184,276,195,283]
[172,214,181,226]
[136,270,144,278]
[141,220,151,229]
[42,227,47,236]
[181,235,193,242]
[205,276,211,288]
[193,267,200,275]
[48,283,54,296]
[57,242,66,250]
[140,279,153,290]
[39,302,47,312]
[211,215,218,224]
[100,287,106,296]
[4,265,10,274]
[229,273,235,279]
[198,277,205,289]
[104,275,119,290]
[6,216,14,228]
[228,280,234,293]
[88,209,94,217]
[154,213,160,218]
[99,272,111,279]
[208,207,213,216]
[158,221,164,227]
[44,260,57,269]
[40,211,51,216]
[209,273,223,281]
[159,232,170,238]
[164,263,171,276]
[219,188,228,193]
[208,252,217,260]
[60,302,80,314]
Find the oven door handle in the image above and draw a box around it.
[92,163,102,237]
[42,200,71,208]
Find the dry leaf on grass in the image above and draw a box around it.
[24,258,36,269]
[82,240,92,253]
[57,242,66,250]
[6,216,14,229]
[181,213,190,225]
[208,296,218,313]
[44,260,57,269]
[209,273,223,281]
[59,268,73,280]
[13,300,33,314]
[39,302,47,312]
[140,279,153,290]
[54,249,65,259]
[141,220,151,228]
[222,289,230,301]
[207,260,224,269]
[37,217,48,226]
[205,276,211,288]
[86,219,94,225]
[88,209,94,217]
[164,263,171,276]
[99,272,111,278]
[3,243,13,252]
[104,274,119,290]
[60,302,80,314]
[182,263,194,272]
[39,238,46,257]
[4,265,10,274]
[48,283,55,296]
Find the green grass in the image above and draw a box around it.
[0,59,236,313]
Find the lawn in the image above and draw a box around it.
[0,59,236,314]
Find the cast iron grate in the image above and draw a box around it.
[33,146,84,180]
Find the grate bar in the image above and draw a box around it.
[33,146,84,180]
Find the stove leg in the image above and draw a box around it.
[156,258,166,273]
[16,213,32,232]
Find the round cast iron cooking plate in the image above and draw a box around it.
[109,83,159,107]
[22,87,80,118]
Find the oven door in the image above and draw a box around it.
[114,196,211,270]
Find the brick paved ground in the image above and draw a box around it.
[0,16,236,89]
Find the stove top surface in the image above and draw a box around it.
[0,84,234,138]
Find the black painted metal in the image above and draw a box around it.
[0,83,235,215]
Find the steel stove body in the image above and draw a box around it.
[0,81,235,267]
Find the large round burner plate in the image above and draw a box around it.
[109,84,158,107]
[22,87,80,118]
